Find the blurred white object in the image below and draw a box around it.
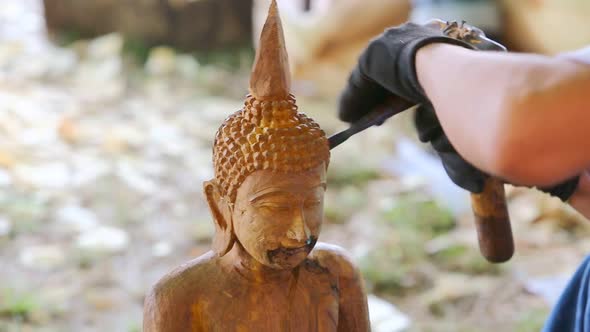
[524,275,570,305]
[87,33,124,61]
[368,295,411,332]
[0,168,11,187]
[56,204,100,233]
[76,226,130,255]
[559,45,590,66]
[152,241,173,258]
[382,138,470,215]
[15,162,71,189]
[145,46,177,76]
[19,245,66,270]
[175,54,201,78]
[0,217,12,237]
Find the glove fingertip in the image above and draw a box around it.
[440,153,488,193]
[338,67,390,123]
[337,88,358,123]
[455,175,486,194]
[538,175,580,202]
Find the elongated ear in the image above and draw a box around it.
[203,180,235,257]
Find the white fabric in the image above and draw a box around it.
[559,46,590,65]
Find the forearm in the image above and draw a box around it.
[416,44,590,186]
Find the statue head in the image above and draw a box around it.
[203,0,330,270]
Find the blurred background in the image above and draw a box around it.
[1,0,590,331]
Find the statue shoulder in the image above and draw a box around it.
[149,251,218,296]
[143,251,218,332]
[309,243,370,331]
[308,242,360,280]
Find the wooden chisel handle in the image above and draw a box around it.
[428,20,514,263]
[470,177,514,263]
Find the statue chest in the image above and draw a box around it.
[191,270,341,332]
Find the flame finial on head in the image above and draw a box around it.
[250,0,291,100]
[212,0,330,202]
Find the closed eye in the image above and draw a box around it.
[257,202,292,211]
[304,199,321,207]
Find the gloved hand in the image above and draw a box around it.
[338,21,489,193]
[414,103,488,193]
[338,20,580,200]
[338,21,478,123]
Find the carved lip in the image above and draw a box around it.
[267,237,317,265]
[267,245,308,263]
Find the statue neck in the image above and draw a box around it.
[221,241,297,284]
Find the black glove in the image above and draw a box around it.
[414,103,489,193]
[538,177,580,202]
[338,22,477,123]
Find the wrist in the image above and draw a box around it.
[416,43,466,98]
[403,38,475,102]
[415,43,439,88]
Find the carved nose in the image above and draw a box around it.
[286,208,311,243]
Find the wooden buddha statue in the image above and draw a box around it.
[143,1,370,331]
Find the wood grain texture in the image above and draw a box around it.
[470,177,514,263]
[144,243,369,332]
[143,2,369,330]
[144,167,369,331]
[250,0,291,100]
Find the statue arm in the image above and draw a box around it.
[143,287,170,332]
[313,243,371,332]
[336,263,371,332]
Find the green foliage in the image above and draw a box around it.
[359,243,430,294]
[327,167,381,188]
[359,198,439,294]
[54,29,255,70]
[192,46,255,72]
[324,186,367,224]
[123,38,152,64]
[0,288,40,321]
[515,308,550,332]
[0,194,46,234]
[54,29,84,46]
[323,167,378,224]
[360,195,497,294]
[382,195,455,236]
[432,244,501,275]
[323,206,347,225]
[127,322,141,332]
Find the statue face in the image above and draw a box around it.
[232,163,326,270]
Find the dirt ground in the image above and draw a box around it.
[1,1,589,332]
